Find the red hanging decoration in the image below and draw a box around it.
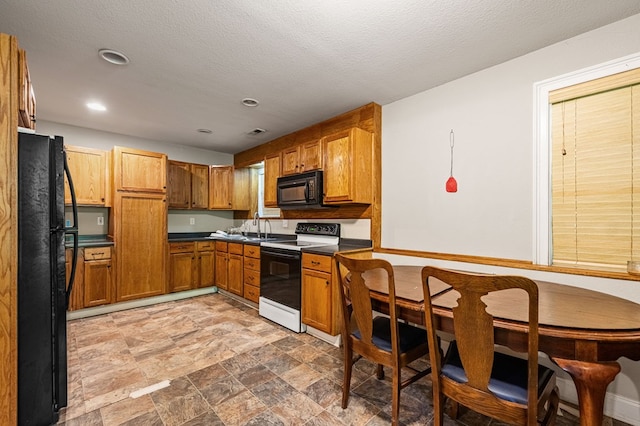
[446,129,458,193]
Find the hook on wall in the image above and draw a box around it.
[446,129,458,193]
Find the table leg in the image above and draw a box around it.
[552,357,621,426]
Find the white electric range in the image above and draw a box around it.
[258,223,340,332]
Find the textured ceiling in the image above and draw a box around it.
[2,1,639,154]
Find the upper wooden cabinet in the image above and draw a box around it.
[322,127,373,205]
[65,145,111,206]
[264,153,281,207]
[167,161,209,209]
[113,146,167,193]
[17,49,36,130]
[191,164,210,209]
[167,161,191,208]
[209,165,250,210]
[281,139,322,176]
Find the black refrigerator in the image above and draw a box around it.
[17,131,78,425]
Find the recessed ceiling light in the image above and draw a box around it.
[241,98,259,107]
[98,48,130,65]
[86,102,107,111]
[197,128,212,134]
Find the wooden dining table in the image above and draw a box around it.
[363,265,640,426]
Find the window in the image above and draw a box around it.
[534,53,640,271]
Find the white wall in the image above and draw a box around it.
[38,120,234,164]
[38,120,237,233]
[381,14,640,424]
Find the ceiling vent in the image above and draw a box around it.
[247,128,266,136]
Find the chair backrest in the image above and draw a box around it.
[334,254,400,356]
[421,266,540,423]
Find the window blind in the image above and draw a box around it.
[551,79,639,269]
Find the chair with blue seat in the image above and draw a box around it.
[334,254,432,425]
[420,266,560,426]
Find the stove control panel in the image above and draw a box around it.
[295,223,340,237]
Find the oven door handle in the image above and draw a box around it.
[262,250,301,260]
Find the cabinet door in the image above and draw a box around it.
[114,192,167,301]
[209,166,232,209]
[18,49,36,130]
[228,253,243,296]
[322,127,373,204]
[264,153,281,207]
[300,139,322,172]
[66,248,84,311]
[167,161,191,208]
[215,252,228,290]
[84,259,112,307]
[197,250,215,288]
[113,146,167,193]
[281,145,300,175]
[169,251,195,292]
[301,268,333,333]
[191,164,210,209]
[65,145,108,206]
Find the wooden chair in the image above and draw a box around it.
[334,254,432,425]
[420,266,559,426]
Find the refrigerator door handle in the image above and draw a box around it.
[63,150,79,308]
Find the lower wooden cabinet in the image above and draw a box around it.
[195,241,215,288]
[66,246,113,310]
[169,242,196,292]
[301,252,340,335]
[215,241,228,290]
[169,241,216,292]
[83,247,113,307]
[214,241,244,295]
[228,243,244,296]
[243,244,260,303]
[66,248,84,311]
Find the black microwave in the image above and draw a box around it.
[277,170,332,210]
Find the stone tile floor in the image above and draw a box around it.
[58,293,627,425]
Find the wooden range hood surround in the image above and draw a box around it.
[233,102,382,249]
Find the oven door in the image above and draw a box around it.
[260,247,301,310]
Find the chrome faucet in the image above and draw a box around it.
[253,212,261,238]
[263,218,271,240]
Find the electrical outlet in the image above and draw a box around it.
[97,216,104,226]
[282,219,288,228]
[189,217,195,225]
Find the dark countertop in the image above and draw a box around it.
[66,234,114,248]
[301,238,373,255]
[167,232,371,253]
[167,232,295,245]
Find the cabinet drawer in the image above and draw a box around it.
[244,284,260,303]
[169,242,195,254]
[243,244,260,258]
[302,253,331,272]
[229,243,243,255]
[84,246,112,260]
[196,241,214,251]
[243,268,260,287]
[215,241,228,252]
[243,257,260,271]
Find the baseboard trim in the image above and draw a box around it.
[67,287,219,320]
[557,376,640,425]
